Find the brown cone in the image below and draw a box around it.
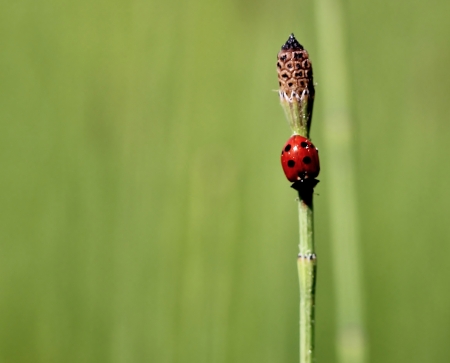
[277,34,314,99]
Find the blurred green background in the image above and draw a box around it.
[1,0,450,362]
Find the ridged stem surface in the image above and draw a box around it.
[297,197,316,363]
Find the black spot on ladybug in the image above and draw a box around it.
[284,144,292,152]
[310,143,315,149]
[300,141,308,148]
[299,80,305,87]
[281,73,289,79]
[295,71,304,78]
[288,82,293,87]
[277,62,281,68]
[294,52,303,60]
[302,60,310,68]
[287,63,293,69]
[295,63,301,69]
[280,55,287,61]
[302,156,311,164]
[287,160,296,168]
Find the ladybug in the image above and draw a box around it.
[281,135,320,182]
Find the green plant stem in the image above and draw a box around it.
[297,196,316,363]
[280,96,311,137]
[314,0,367,362]
[280,94,316,363]
[278,39,316,363]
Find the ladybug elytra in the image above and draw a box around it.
[281,135,320,182]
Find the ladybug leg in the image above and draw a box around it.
[291,178,319,191]
[291,179,319,207]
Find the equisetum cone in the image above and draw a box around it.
[277,34,315,137]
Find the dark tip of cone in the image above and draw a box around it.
[281,33,304,51]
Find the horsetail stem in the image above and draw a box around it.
[277,34,317,363]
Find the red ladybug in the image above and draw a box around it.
[281,135,320,182]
